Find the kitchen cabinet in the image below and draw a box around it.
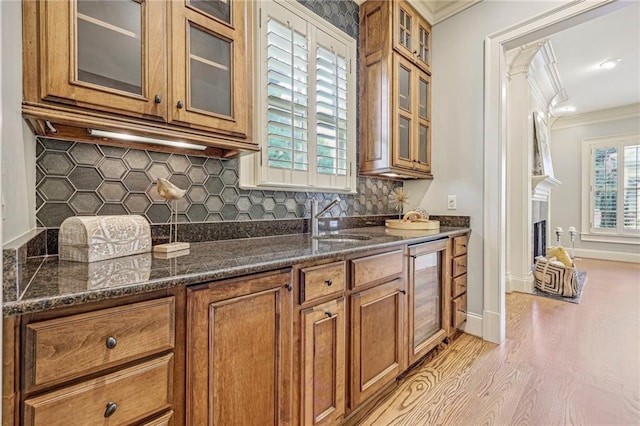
[22,0,255,157]
[359,0,432,179]
[297,261,346,426]
[407,239,449,366]
[393,0,431,73]
[19,296,177,426]
[186,269,293,426]
[451,234,469,330]
[349,250,405,409]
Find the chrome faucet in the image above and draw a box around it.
[310,198,340,237]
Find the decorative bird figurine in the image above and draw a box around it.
[153,178,190,255]
[156,177,187,200]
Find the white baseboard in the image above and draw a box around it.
[482,309,504,344]
[574,248,640,264]
[506,274,534,294]
[462,312,483,338]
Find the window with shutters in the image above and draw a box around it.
[581,133,640,244]
[239,0,357,193]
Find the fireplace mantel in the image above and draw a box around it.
[531,174,561,201]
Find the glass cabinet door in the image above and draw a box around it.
[393,56,415,169]
[393,1,414,61]
[42,0,165,118]
[170,0,251,139]
[415,72,431,173]
[416,24,431,72]
[413,252,441,349]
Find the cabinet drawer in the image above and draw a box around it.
[452,274,467,298]
[300,261,345,304]
[452,255,467,278]
[452,294,467,329]
[25,297,175,391]
[142,410,174,426]
[351,249,404,288]
[24,354,173,426]
[452,235,468,257]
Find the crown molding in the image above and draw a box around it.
[431,0,482,24]
[551,103,640,130]
[353,1,482,25]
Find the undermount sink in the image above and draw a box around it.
[312,234,372,243]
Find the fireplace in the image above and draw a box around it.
[533,220,546,264]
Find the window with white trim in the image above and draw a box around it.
[240,0,357,193]
[582,133,640,243]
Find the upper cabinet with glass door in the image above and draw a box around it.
[33,0,165,119]
[393,0,431,74]
[22,0,255,156]
[170,0,252,138]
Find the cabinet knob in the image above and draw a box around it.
[154,94,161,104]
[325,279,333,286]
[285,283,293,292]
[105,336,117,349]
[177,100,184,109]
[104,401,118,418]
[400,289,407,295]
[325,311,333,318]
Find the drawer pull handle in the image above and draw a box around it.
[325,311,333,318]
[400,289,407,295]
[104,401,118,418]
[285,284,293,292]
[105,336,117,349]
[325,279,333,286]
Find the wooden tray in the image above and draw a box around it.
[385,219,440,230]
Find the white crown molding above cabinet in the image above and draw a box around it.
[552,103,640,129]
[353,0,482,25]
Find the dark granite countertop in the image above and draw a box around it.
[3,226,469,317]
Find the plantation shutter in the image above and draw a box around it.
[256,0,355,192]
[623,143,640,231]
[315,29,350,189]
[261,4,311,187]
[592,145,618,230]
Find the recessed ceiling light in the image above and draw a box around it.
[559,106,576,113]
[599,59,621,69]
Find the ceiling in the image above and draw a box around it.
[548,1,640,117]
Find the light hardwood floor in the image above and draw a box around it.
[360,258,640,425]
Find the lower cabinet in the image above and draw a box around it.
[300,298,346,425]
[349,278,405,409]
[186,269,293,426]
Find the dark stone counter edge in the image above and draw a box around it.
[3,228,470,317]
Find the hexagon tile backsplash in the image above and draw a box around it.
[35,138,403,228]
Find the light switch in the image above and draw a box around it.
[448,195,457,210]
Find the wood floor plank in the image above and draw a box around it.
[359,258,640,425]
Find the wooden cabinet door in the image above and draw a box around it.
[350,279,404,409]
[39,0,166,119]
[392,0,416,62]
[187,269,292,426]
[170,0,252,138]
[392,55,416,170]
[300,298,345,426]
[413,69,431,174]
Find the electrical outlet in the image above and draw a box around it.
[447,195,457,210]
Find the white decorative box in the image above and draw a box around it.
[58,215,152,262]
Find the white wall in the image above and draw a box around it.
[550,114,640,258]
[1,0,36,245]
[405,1,564,317]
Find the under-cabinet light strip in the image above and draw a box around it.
[87,129,208,151]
